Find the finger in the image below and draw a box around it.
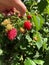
[0,3,6,12]
[12,0,26,16]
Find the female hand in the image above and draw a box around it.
[0,0,26,16]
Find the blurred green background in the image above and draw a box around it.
[44,51,49,65]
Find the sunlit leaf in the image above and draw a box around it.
[24,58,36,65]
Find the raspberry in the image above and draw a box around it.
[24,20,32,30]
[7,28,17,40]
[27,15,32,19]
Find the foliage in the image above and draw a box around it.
[0,0,49,65]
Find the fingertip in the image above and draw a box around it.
[13,0,27,16]
[22,6,26,16]
[20,2,27,16]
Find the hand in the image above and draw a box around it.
[0,0,26,16]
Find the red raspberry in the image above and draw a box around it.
[24,20,32,30]
[7,28,17,40]
[27,15,32,19]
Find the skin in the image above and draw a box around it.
[0,0,26,16]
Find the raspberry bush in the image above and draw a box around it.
[0,0,49,65]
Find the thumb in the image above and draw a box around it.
[12,0,26,16]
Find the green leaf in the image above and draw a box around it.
[36,41,43,50]
[46,5,49,14]
[47,0,49,3]
[26,34,32,42]
[38,14,44,26]
[0,49,3,55]
[24,58,36,65]
[33,51,39,58]
[42,38,48,50]
[34,60,44,65]
[33,32,43,49]
[33,14,44,31]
